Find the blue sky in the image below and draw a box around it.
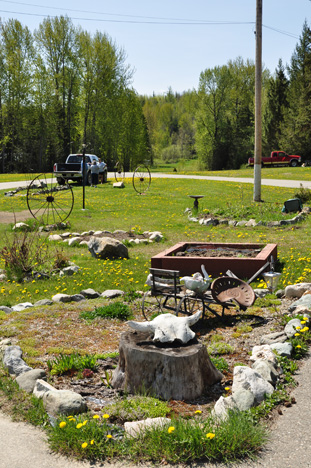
[0,0,310,95]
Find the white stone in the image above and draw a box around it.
[127,311,202,344]
[149,232,163,242]
[250,344,278,365]
[16,369,47,393]
[252,359,279,385]
[52,293,72,303]
[93,230,103,236]
[213,396,238,420]
[124,418,171,437]
[13,222,30,231]
[270,342,293,357]
[232,366,274,404]
[284,318,303,338]
[33,379,57,398]
[101,289,124,299]
[67,237,81,247]
[48,234,62,241]
[12,302,33,312]
[113,182,125,188]
[285,283,311,299]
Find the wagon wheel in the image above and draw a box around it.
[114,161,125,182]
[142,292,178,321]
[177,295,205,318]
[26,173,74,226]
[132,164,151,194]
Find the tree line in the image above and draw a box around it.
[1,17,311,173]
[142,21,311,170]
[0,16,150,173]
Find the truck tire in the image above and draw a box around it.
[57,177,66,185]
[290,159,299,167]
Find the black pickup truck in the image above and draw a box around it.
[53,154,107,185]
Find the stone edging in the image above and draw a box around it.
[186,206,311,228]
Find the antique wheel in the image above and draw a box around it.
[177,295,205,318]
[114,161,125,182]
[142,292,178,321]
[132,164,151,194]
[27,173,74,226]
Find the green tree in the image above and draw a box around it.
[263,59,289,152]
[280,21,311,159]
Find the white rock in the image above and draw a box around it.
[124,418,171,437]
[12,302,33,312]
[93,230,103,236]
[285,283,311,299]
[270,342,293,357]
[48,234,62,241]
[213,396,238,420]
[232,366,274,404]
[13,222,30,231]
[68,237,81,247]
[33,379,57,398]
[52,293,72,303]
[284,318,303,338]
[250,344,278,365]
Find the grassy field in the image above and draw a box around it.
[151,159,311,181]
[0,175,310,306]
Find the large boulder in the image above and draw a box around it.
[88,236,128,260]
[34,379,87,416]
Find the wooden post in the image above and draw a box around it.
[254,0,262,202]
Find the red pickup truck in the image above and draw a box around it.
[248,151,301,167]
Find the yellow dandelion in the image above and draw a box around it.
[93,415,100,419]
[90,440,94,445]
[168,426,175,434]
[103,414,110,419]
[195,410,202,414]
[206,433,216,440]
[59,421,66,428]
[106,434,113,439]
[76,423,83,429]
[81,442,88,449]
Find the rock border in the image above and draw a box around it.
[186,206,311,228]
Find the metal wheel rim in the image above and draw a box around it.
[132,164,151,194]
[177,295,205,317]
[142,292,164,320]
[114,161,125,182]
[26,173,74,226]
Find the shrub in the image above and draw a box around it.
[207,342,234,356]
[293,184,311,203]
[0,229,50,282]
[47,352,98,375]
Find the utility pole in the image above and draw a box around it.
[254,0,262,202]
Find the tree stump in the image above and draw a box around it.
[111,331,223,401]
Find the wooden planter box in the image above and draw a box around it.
[151,242,277,280]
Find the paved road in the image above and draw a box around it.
[0,173,311,190]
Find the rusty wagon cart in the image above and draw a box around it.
[142,267,256,321]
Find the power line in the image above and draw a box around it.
[0,2,301,39]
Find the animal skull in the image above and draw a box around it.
[127,310,202,344]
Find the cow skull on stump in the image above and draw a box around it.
[126,310,202,344]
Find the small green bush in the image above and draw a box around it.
[47,352,98,375]
[80,302,132,321]
[207,342,234,356]
[210,356,229,373]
